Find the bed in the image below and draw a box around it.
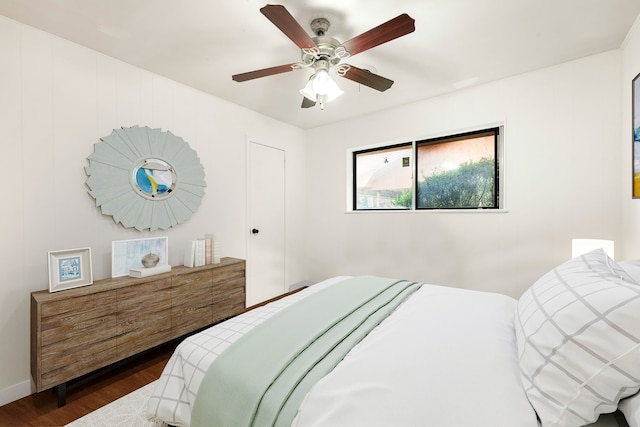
[146,249,640,427]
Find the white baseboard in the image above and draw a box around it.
[0,379,32,407]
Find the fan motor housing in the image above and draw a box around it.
[301,36,344,66]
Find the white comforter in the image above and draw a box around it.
[292,283,538,427]
[147,277,539,426]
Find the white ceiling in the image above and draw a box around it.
[1,0,638,130]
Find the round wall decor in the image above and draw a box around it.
[85,125,206,231]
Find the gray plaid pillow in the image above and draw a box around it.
[515,249,640,426]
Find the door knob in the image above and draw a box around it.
[251,228,260,234]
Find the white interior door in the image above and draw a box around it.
[247,141,286,306]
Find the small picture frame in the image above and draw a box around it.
[48,247,93,292]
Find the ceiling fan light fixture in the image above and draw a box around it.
[300,79,318,102]
[300,69,344,108]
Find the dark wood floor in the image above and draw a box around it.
[0,342,176,427]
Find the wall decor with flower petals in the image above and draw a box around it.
[85,125,206,231]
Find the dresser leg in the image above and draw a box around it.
[55,383,66,407]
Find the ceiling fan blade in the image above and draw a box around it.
[342,13,415,56]
[301,97,316,108]
[260,4,317,49]
[340,65,394,92]
[232,63,297,82]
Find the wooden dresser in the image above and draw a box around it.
[31,257,245,405]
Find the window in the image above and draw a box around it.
[352,127,500,211]
[416,128,498,209]
[353,143,413,210]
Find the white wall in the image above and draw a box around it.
[622,17,640,257]
[0,16,307,404]
[305,50,624,299]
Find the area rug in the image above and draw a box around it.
[65,381,165,427]
[63,380,624,427]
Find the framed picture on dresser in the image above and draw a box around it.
[48,247,93,292]
[111,236,168,277]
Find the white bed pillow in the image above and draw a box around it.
[515,249,640,427]
[617,259,640,426]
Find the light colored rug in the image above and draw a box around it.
[63,379,625,427]
[65,381,165,427]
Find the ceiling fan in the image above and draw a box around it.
[232,4,416,109]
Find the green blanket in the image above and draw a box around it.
[191,276,421,427]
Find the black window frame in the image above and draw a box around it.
[415,127,499,210]
[352,142,413,211]
[352,127,501,211]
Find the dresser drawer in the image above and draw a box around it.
[117,278,172,359]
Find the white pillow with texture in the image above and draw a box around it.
[515,249,640,427]
[620,256,640,425]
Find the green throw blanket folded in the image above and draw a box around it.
[191,276,421,427]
